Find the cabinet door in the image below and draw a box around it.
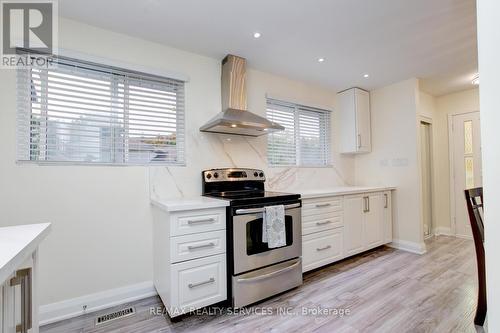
[343,195,365,256]
[364,193,384,249]
[355,89,371,153]
[338,89,358,153]
[383,191,393,243]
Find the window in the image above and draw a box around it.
[266,98,331,167]
[17,54,185,165]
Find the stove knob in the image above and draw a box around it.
[259,172,264,178]
[253,172,258,177]
[206,173,212,179]
[213,172,219,178]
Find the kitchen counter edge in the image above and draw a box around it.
[150,197,229,212]
[300,186,396,199]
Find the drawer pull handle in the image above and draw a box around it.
[187,218,215,225]
[188,277,215,288]
[316,220,333,226]
[187,242,216,250]
[236,258,301,283]
[10,268,32,333]
[316,245,332,251]
[315,203,331,208]
[235,203,300,215]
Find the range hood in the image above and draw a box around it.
[200,55,285,136]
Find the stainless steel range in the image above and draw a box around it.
[202,168,302,308]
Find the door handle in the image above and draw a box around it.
[363,197,369,213]
[358,134,362,149]
[187,242,215,250]
[384,194,388,208]
[236,258,301,283]
[235,203,300,215]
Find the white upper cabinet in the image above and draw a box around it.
[338,88,371,153]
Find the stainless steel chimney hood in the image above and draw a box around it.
[200,55,285,136]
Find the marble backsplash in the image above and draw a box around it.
[149,130,355,200]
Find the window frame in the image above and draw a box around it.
[266,98,332,167]
[16,51,186,166]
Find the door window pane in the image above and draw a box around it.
[464,120,473,154]
[465,157,474,189]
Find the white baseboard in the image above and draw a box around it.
[387,239,427,254]
[455,234,473,240]
[434,227,453,236]
[39,281,157,326]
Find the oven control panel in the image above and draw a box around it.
[203,168,265,182]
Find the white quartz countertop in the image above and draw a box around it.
[151,196,229,212]
[300,186,396,199]
[0,223,51,283]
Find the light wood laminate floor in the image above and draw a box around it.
[41,236,483,333]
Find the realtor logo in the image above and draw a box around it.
[1,0,57,68]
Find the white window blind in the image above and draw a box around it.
[267,98,331,167]
[17,54,185,165]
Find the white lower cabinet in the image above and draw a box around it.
[153,206,227,318]
[170,254,226,313]
[363,193,384,249]
[343,195,365,256]
[302,190,393,273]
[344,192,386,256]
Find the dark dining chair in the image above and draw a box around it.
[465,187,486,326]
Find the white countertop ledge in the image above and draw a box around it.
[151,196,229,212]
[0,223,51,283]
[300,186,396,199]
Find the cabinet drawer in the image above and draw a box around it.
[302,210,342,223]
[302,197,343,217]
[170,230,226,263]
[170,254,226,315]
[302,228,343,272]
[170,208,225,236]
[302,215,343,235]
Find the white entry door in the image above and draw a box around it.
[452,112,482,238]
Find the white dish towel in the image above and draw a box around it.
[262,205,286,248]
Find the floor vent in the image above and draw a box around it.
[95,307,136,326]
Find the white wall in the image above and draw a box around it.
[355,78,425,252]
[477,0,500,330]
[419,91,437,119]
[0,18,355,311]
[414,88,480,236]
[149,67,356,201]
[417,91,439,236]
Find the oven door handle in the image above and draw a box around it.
[235,203,301,215]
[236,258,301,283]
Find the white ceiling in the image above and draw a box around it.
[59,0,478,96]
